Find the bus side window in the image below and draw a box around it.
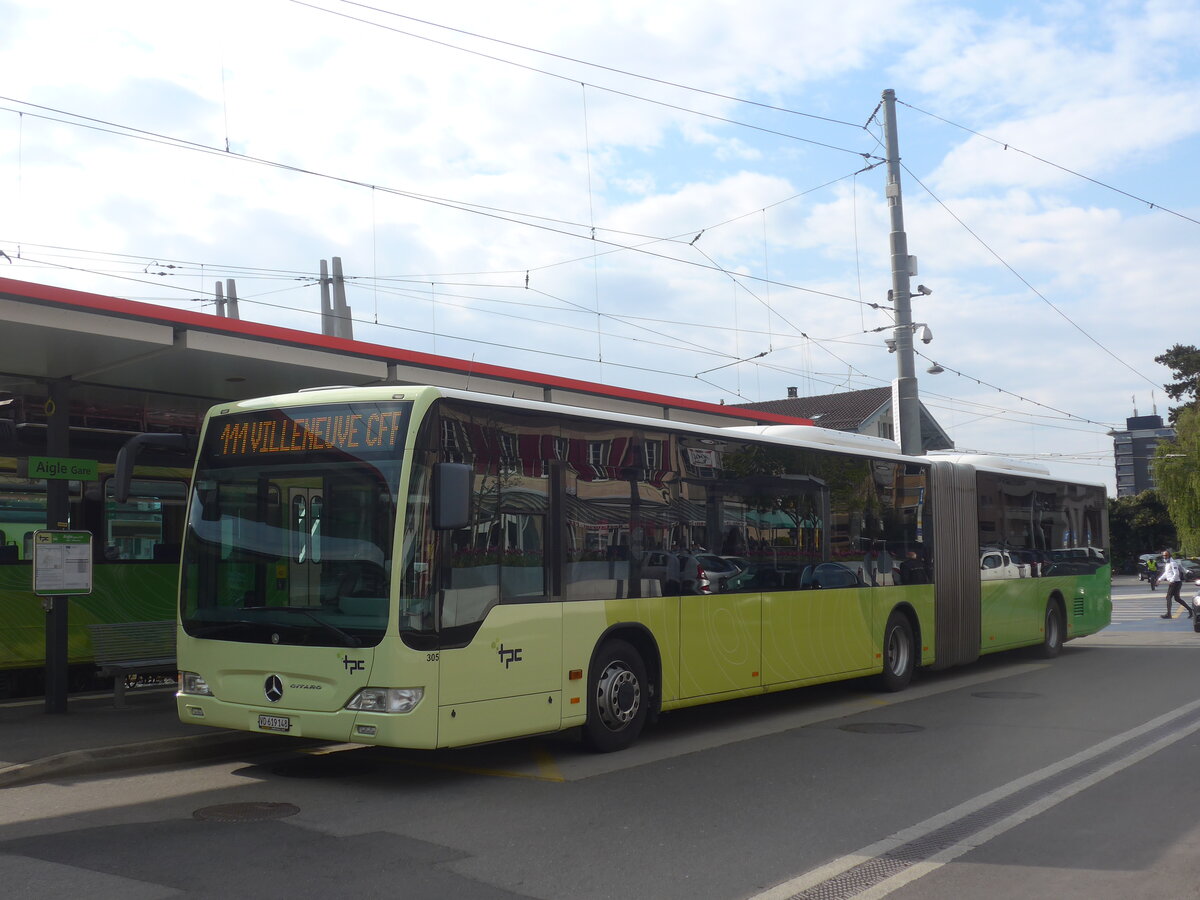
[444,513,500,628]
[499,512,546,601]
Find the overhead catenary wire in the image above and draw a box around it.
[902,163,1162,392]
[3,239,1120,437]
[7,251,1123,450]
[0,98,882,313]
[750,356,1112,436]
[287,0,878,161]
[0,115,1150,443]
[1,237,886,357]
[8,249,766,368]
[0,41,1167,460]
[898,99,1200,229]
[326,0,865,130]
[909,348,1116,428]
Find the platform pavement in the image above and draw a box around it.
[1,576,1196,789]
[0,685,321,788]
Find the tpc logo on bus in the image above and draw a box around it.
[497,644,523,668]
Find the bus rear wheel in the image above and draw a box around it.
[877,612,915,692]
[583,639,648,753]
[1032,602,1064,658]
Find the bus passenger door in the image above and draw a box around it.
[436,512,563,747]
[288,487,323,606]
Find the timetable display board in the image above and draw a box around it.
[32,531,94,596]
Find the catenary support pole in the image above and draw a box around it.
[881,89,923,456]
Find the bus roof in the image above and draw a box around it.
[206,384,928,466]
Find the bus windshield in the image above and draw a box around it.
[180,401,410,648]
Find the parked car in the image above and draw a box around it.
[639,551,674,583]
[1011,549,1052,577]
[677,553,741,594]
[725,562,802,591]
[980,548,1027,580]
[640,550,740,594]
[799,561,864,589]
[721,556,752,574]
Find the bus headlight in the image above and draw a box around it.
[179,671,213,696]
[346,687,424,713]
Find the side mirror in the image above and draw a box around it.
[432,463,472,530]
[114,433,194,502]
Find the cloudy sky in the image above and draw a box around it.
[3,0,1199,491]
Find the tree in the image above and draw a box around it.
[1153,405,1200,556]
[1153,344,1200,423]
[1108,490,1176,570]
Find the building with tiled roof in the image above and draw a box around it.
[733,386,954,452]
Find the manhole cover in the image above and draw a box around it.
[271,754,375,779]
[839,722,924,734]
[193,802,300,822]
[972,691,1041,700]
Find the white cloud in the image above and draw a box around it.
[2,0,1200,492]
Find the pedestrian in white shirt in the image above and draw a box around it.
[1159,550,1192,619]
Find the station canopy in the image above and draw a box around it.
[0,277,811,449]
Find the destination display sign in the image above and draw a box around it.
[205,403,410,463]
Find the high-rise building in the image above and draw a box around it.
[1110,415,1176,497]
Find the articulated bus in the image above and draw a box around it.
[171,386,1110,752]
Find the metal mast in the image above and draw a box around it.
[882,88,923,456]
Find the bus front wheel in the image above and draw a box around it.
[877,612,915,692]
[583,639,648,753]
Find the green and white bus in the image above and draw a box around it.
[172,386,1110,751]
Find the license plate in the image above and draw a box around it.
[258,714,291,732]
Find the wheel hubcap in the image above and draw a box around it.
[595,660,641,731]
[887,627,910,675]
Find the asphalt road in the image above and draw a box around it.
[3,576,1199,900]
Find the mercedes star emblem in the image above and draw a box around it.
[264,675,284,703]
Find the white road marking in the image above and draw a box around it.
[749,697,1200,900]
